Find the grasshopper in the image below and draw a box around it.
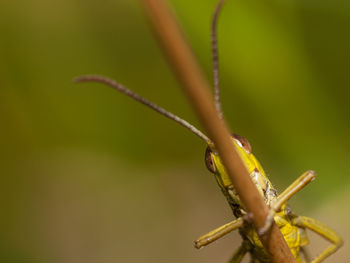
[74,0,343,262]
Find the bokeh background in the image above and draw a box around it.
[1,0,349,262]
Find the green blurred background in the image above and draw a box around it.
[1,0,349,262]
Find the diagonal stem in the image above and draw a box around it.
[140,0,296,262]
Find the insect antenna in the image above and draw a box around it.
[74,75,213,146]
[212,0,226,118]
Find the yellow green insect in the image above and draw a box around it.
[74,0,343,262]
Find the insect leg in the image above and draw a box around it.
[292,216,343,263]
[258,170,316,235]
[194,217,243,249]
[272,170,316,212]
[228,240,250,263]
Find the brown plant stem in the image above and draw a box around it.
[140,0,296,262]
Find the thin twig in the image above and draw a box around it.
[140,0,296,262]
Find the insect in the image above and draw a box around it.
[74,0,343,262]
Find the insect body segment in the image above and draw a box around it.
[198,134,342,262]
[206,134,276,212]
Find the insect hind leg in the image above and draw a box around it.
[292,216,343,263]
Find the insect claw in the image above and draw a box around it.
[258,211,275,236]
[193,240,203,249]
[242,212,254,224]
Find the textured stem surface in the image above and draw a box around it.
[140,0,296,262]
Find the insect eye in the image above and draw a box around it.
[232,134,252,153]
[205,147,217,173]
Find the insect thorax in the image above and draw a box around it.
[220,168,277,218]
[205,135,278,216]
[239,209,306,262]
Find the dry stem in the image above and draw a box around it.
[140,0,296,262]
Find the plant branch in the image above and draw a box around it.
[140,0,296,262]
